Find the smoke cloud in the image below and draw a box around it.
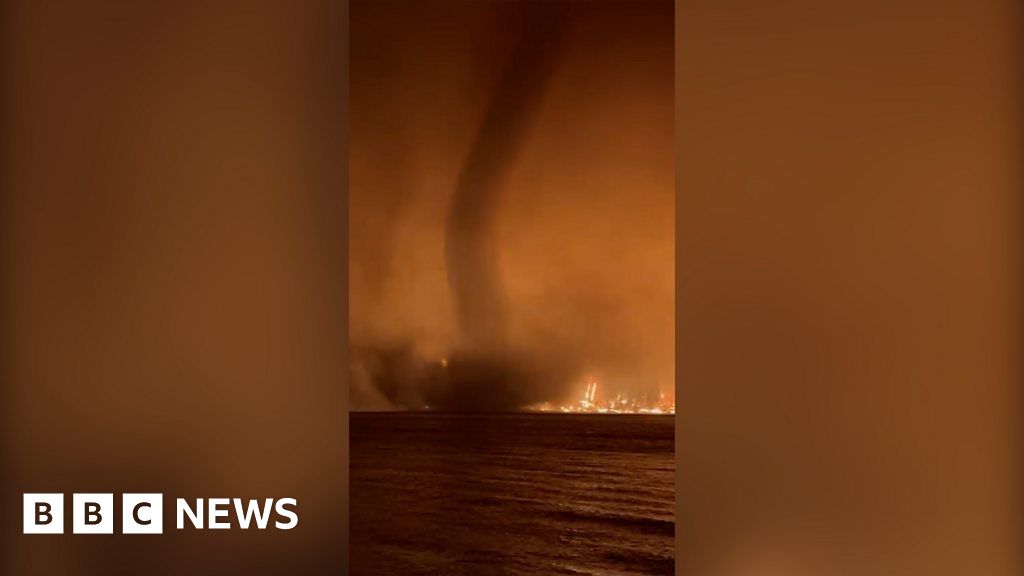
[446,5,566,354]
[350,0,674,411]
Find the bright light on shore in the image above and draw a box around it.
[525,377,675,415]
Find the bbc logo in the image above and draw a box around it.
[23,493,163,535]
[24,493,298,533]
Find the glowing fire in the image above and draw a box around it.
[529,376,675,415]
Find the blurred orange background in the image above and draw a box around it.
[678,0,1021,574]
[1,2,348,574]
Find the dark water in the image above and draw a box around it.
[350,413,675,575]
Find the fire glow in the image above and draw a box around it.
[530,377,675,415]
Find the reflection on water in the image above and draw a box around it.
[351,413,675,575]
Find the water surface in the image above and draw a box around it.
[351,413,675,575]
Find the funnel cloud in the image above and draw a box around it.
[446,6,567,354]
[350,0,674,411]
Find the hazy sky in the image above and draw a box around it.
[349,0,674,409]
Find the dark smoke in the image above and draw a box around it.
[351,4,574,412]
[428,4,571,410]
[445,5,568,353]
[352,344,576,412]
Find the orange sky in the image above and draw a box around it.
[350,1,674,407]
